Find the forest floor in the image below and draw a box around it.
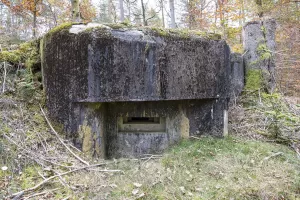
[0,93,300,200]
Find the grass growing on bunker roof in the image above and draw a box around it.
[147,27,222,40]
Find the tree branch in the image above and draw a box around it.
[40,105,90,166]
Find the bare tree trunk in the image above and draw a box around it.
[161,0,165,28]
[119,0,124,22]
[33,0,38,38]
[169,0,175,28]
[0,4,3,27]
[47,0,57,27]
[296,2,299,21]
[71,0,80,22]
[141,0,147,26]
[33,12,37,38]
[214,0,218,26]
[126,0,131,21]
[242,0,245,24]
[188,0,195,29]
[6,8,11,35]
[2,61,7,94]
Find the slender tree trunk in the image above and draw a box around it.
[127,1,131,21]
[141,0,147,26]
[6,7,11,35]
[0,4,2,27]
[242,0,245,24]
[296,2,299,21]
[33,0,37,38]
[48,2,57,26]
[119,0,124,22]
[188,0,193,29]
[33,11,37,38]
[71,0,80,22]
[2,61,7,94]
[161,0,165,28]
[169,0,175,28]
[214,0,218,26]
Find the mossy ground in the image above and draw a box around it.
[68,137,300,200]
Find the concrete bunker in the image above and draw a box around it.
[41,23,243,158]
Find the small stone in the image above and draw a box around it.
[133,182,142,188]
[137,193,145,198]
[1,166,8,171]
[132,189,139,195]
[179,186,186,194]
[109,184,118,188]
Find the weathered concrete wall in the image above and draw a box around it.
[41,23,237,158]
[67,99,226,158]
[230,53,244,97]
[104,99,226,158]
[243,19,277,92]
[42,24,231,127]
[72,103,106,158]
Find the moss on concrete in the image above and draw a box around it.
[147,27,221,40]
[180,114,190,139]
[43,23,221,43]
[245,69,263,91]
[45,22,74,39]
[104,23,132,29]
[149,27,171,37]
[257,43,272,61]
[79,122,94,156]
[83,27,113,39]
[87,102,102,110]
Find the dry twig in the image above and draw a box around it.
[261,152,284,163]
[7,163,117,198]
[23,188,60,200]
[40,105,90,166]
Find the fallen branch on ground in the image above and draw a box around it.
[23,188,60,200]
[261,152,284,163]
[7,163,118,199]
[40,105,90,166]
[3,133,74,169]
[190,136,201,140]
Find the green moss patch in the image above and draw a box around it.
[147,27,221,40]
[0,40,40,70]
[257,43,272,60]
[44,22,74,39]
[245,69,263,91]
[104,22,132,29]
